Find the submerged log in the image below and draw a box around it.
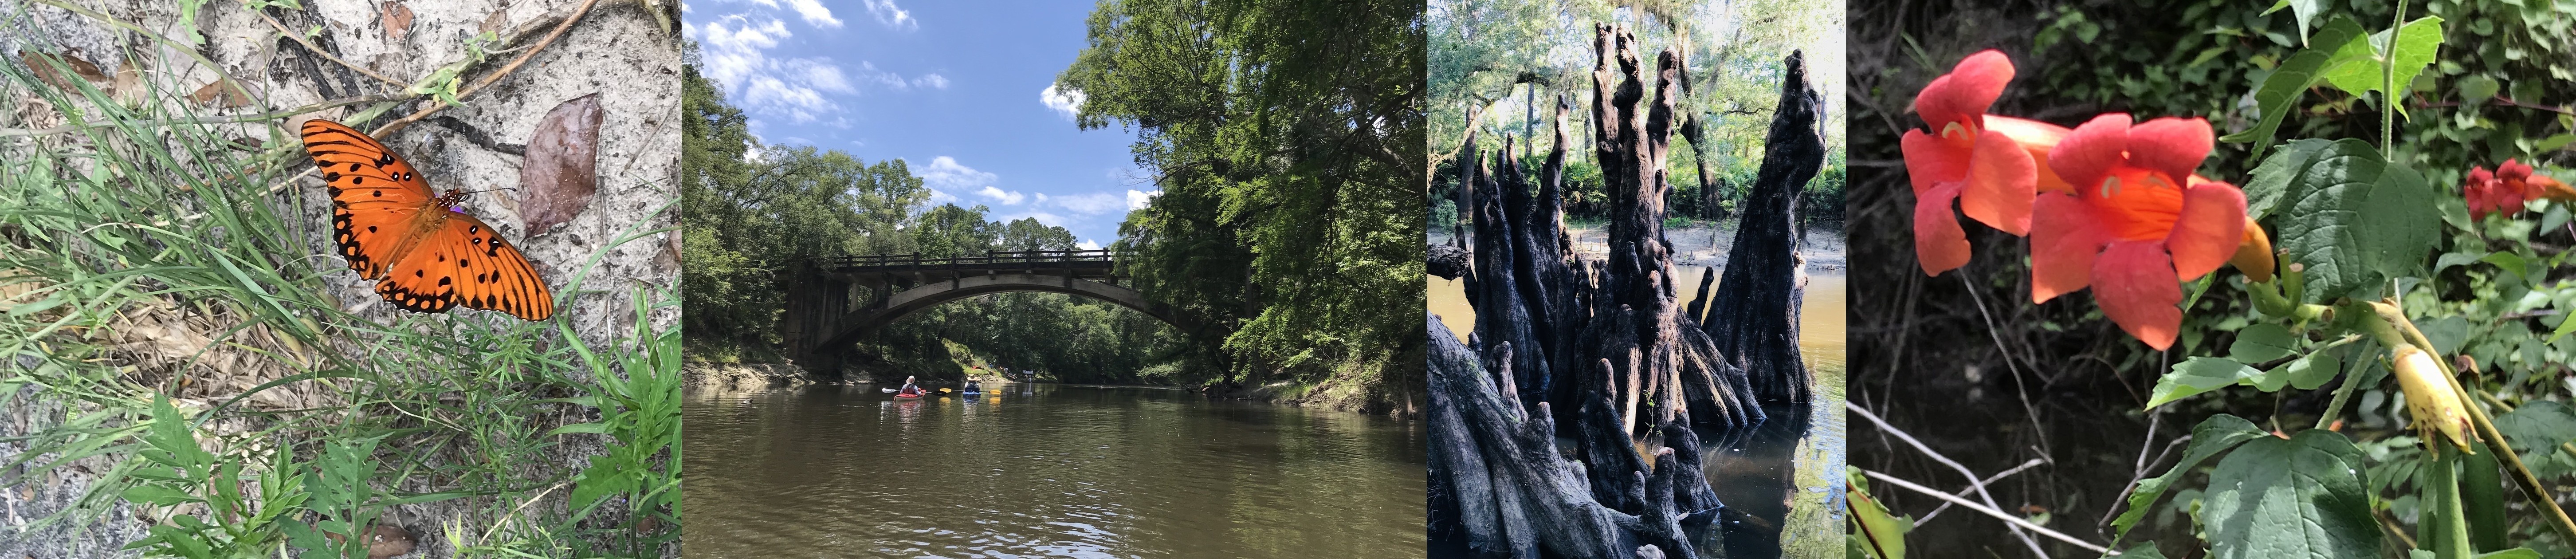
[1701,51,1822,405]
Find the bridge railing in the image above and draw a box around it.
[815,248,1120,271]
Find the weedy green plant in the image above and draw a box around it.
[0,4,679,558]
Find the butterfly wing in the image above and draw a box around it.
[373,212,556,321]
[301,119,436,280]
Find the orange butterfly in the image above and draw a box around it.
[299,119,555,321]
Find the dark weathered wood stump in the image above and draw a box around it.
[1429,21,1826,559]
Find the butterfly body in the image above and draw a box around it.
[301,119,555,321]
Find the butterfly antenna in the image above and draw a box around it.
[453,187,521,196]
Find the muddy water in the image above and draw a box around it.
[683,384,1425,559]
[1425,261,1848,557]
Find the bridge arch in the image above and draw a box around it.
[778,250,1192,375]
[816,273,1187,349]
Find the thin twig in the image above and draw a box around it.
[255,10,407,87]
[1918,458,2047,524]
[1848,402,2053,558]
[1860,468,2114,555]
[371,0,609,138]
[1956,268,2051,455]
[0,94,409,138]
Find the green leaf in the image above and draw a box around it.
[2261,0,2328,46]
[2232,324,2301,363]
[2150,357,2261,408]
[2261,349,2343,392]
[121,484,200,506]
[2435,251,2490,274]
[2317,17,2447,116]
[2494,401,2576,453]
[2420,315,2470,356]
[2203,430,2380,559]
[2221,17,2369,159]
[2112,415,2269,539]
[2246,139,2334,220]
[1848,466,1911,559]
[545,422,613,436]
[2536,134,2575,153]
[2475,549,2542,559]
[2274,139,2442,303]
[2439,196,2474,232]
[2459,75,2501,105]
[2480,251,2530,281]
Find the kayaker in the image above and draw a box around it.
[963,377,982,393]
[899,375,923,396]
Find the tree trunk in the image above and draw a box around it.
[1425,311,1712,559]
[1701,51,1823,405]
[1432,22,1798,559]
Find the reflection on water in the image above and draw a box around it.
[1426,268,1848,559]
[684,384,1426,559]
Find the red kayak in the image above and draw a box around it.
[894,392,925,399]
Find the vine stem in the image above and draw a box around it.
[2365,300,2576,544]
[2382,0,2405,160]
[370,0,609,138]
[2311,334,2366,431]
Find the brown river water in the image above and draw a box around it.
[684,383,1425,559]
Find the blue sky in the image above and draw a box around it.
[683,0,1153,249]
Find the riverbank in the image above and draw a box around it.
[684,362,813,392]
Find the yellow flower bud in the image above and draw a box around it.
[2394,345,2476,453]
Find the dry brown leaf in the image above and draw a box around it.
[19,50,108,91]
[111,59,142,104]
[187,80,253,108]
[480,8,510,35]
[381,1,415,43]
[518,93,602,236]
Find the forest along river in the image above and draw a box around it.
[683,383,1426,559]
[1426,225,1848,558]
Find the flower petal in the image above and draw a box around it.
[2125,117,2215,183]
[2165,181,2248,280]
[2050,113,2134,191]
[2030,192,2105,303]
[1903,129,1971,196]
[1916,182,1972,276]
[1984,115,2074,193]
[1912,50,2014,132]
[2093,240,2184,350]
[1961,129,2038,235]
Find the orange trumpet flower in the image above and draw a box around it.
[1904,50,2040,276]
[2029,114,2246,350]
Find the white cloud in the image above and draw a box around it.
[1050,192,1125,215]
[1078,239,1103,250]
[784,0,842,28]
[976,186,1027,205]
[863,0,917,30]
[1127,189,1161,210]
[1041,84,1085,118]
[1019,212,1071,227]
[695,16,858,123]
[915,74,949,89]
[916,156,999,204]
